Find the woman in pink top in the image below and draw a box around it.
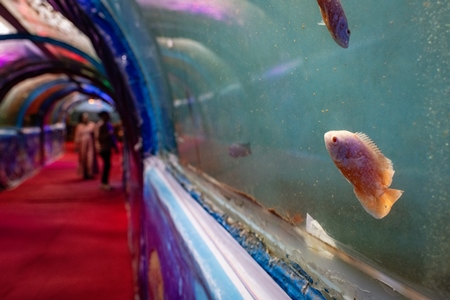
[74,112,96,179]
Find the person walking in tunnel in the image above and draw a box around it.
[74,112,97,179]
[95,111,118,190]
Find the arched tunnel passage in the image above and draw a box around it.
[0,63,117,186]
[0,2,137,298]
[0,0,225,298]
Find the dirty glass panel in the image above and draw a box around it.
[135,0,449,296]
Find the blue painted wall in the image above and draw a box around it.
[0,124,65,189]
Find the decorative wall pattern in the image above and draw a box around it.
[0,124,65,189]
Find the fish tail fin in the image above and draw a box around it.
[376,189,403,219]
[354,188,403,219]
[381,189,403,206]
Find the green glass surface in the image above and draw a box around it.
[131,0,448,295]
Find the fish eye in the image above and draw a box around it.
[332,136,338,143]
[347,29,351,35]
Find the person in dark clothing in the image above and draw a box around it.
[95,111,118,190]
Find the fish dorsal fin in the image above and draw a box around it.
[355,132,394,187]
[355,132,382,154]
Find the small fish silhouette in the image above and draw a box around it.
[324,130,403,219]
[316,0,351,48]
[228,143,252,158]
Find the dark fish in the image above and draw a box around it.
[316,0,351,48]
[324,130,403,219]
[228,143,252,158]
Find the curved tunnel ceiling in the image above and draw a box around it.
[0,0,178,155]
[45,92,115,125]
[0,0,113,129]
[0,72,114,127]
[0,58,112,102]
[0,0,97,58]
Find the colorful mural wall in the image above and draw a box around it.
[0,124,65,189]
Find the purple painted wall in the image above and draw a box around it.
[0,124,65,189]
[141,182,211,299]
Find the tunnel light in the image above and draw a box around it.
[88,98,95,104]
[0,20,13,34]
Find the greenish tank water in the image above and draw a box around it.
[116,0,449,296]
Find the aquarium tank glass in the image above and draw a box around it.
[106,0,449,298]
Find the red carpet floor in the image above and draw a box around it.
[0,145,135,300]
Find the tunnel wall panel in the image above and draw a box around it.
[43,124,66,163]
[142,157,291,299]
[0,124,65,189]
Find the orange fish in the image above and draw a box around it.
[324,130,403,219]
